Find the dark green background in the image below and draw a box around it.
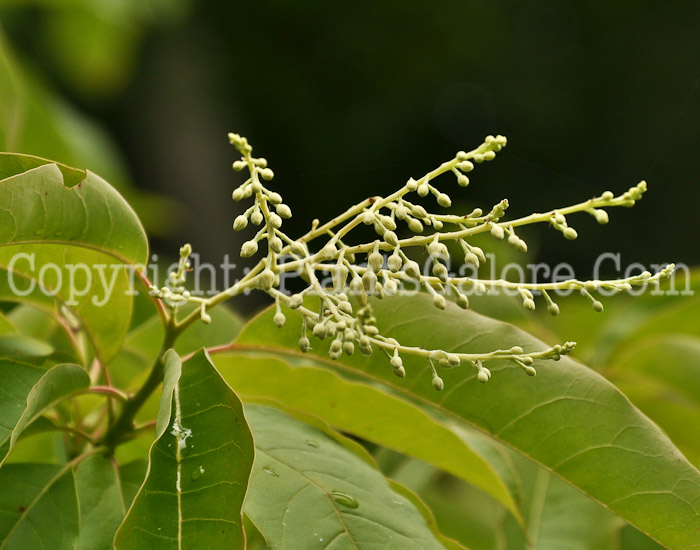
[2,1,698,282]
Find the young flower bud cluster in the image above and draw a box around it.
[154,133,675,392]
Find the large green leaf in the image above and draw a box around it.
[0,158,148,362]
[236,294,700,549]
[0,456,146,550]
[0,462,79,549]
[610,334,700,467]
[0,361,89,466]
[244,404,448,549]
[75,455,131,550]
[114,349,255,549]
[213,351,522,526]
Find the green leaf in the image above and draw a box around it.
[213,350,522,526]
[0,159,148,362]
[0,462,79,549]
[114,349,255,549]
[75,455,130,550]
[0,334,53,359]
[244,404,449,549]
[236,294,700,550]
[610,334,700,467]
[0,361,89,466]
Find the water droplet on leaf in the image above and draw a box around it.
[262,466,279,477]
[191,466,205,481]
[305,440,320,448]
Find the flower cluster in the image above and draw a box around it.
[158,132,674,390]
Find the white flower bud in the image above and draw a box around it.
[456,293,469,309]
[524,366,537,376]
[563,227,578,240]
[437,193,451,208]
[457,175,470,187]
[290,241,308,257]
[387,253,402,272]
[408,218,423,233]
[232,188,244,201]
[362,270,377,292]
[384,279,398,295]
[447,353,460,367]
[233,215,248,231]
[432,262,448,282]
[269,236,283,253]
[404,260,421,278]
[405,177,418,191]
[417,183,429,197]
[507,233,519,247]
[362,211,375,224]
[482,150,496,161]
[432,219,444,230]
[276,204,292,218]
[427,241,447,257]
[232,160,246,171]
[592,300,604,312]
[477,369,489,383]
[260,168,274,180]
[321,245,337,260]
[383,230,399,246]
[595,209,609,224]
[298,336,310,353]
[269,213,283,228]
[333,266,349,290]
[510,346,524,354]
[433,294,446,310]
[432,376,444,391]
[380,216,397,231]
[273,311,286,327]
[313,323,327,340]
[251,209,263,226]
[459,160,474,172]
[289,294,303,309]
[465,252,480,267]
[490,225,505,240]
[553,212,566,225]
[395,205,408,219]
[260,268,276,290]
[341,341,354,356]
[523,298,535,311]
[368,251,384,272]
[241,240,258,257]
[411,205,428,218]
[251,181,262,193]
[330,338,342,351]
[267,191,282,204]
[601,191,614,201]
[548,302,560,316]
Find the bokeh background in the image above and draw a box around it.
[1,1,698,310]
